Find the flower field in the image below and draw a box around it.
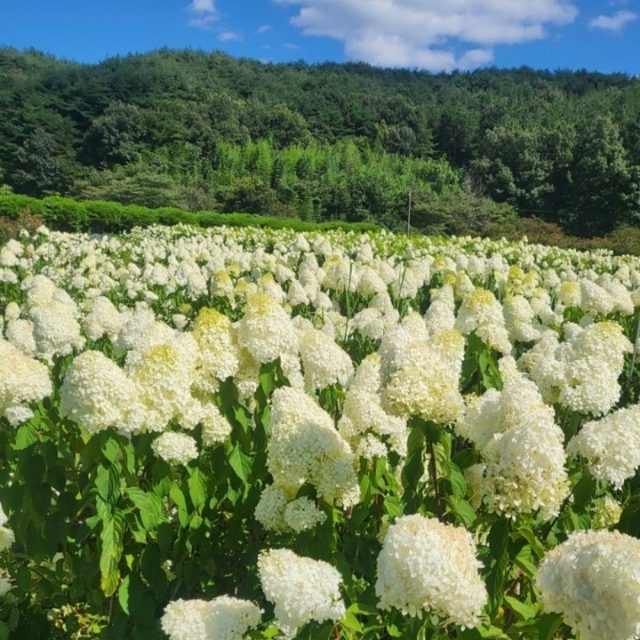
[1,223,640,639]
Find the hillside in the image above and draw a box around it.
[1,48,639,235]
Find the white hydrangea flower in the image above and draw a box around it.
[567,404,640,489]
[236,292,298,364]
[151,432,198,466]
[457,357,569,519]
[258,548,345,637]
[536,530,640,640]
[31,300,85,361]
[126,334,199,432]
[5,318,36,355]
[283,496,327,533]
[60,351,133,434]
[161,595,261,640]
[375,514,487,628]
[455,288,511,354]
[266,387,359,508]
[83,296,122,342]
[299,328,353,391]
[0,339,52,426]
[339,356,408,459]
[192,308,240,392]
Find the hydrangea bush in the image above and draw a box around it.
[0,223,639,639]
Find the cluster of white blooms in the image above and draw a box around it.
[536,530,640,640]
[457,358,569,518]
[375,514,487,628]
[298,328,353,391]
[151,432,199,466]
[161,595,262,640]
[266,387,359,508]
[258,548,345,637]
[455,288,511,353]
[521,321,632,415]
[0,504,15,552]
[567,404,640,488]
[382,325,465,424]
[20,275,85,361]
[503,295,542,343]
[191,308,240,392]
[338,354,408,459]
[0,339,52,426]
[590,496,623,530]
[82,296,122,342]
[236,292,298,364]
[59,351,133,434]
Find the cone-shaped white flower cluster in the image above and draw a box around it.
[161,595,262,640]
[457,357,569,519]
[567,404,640,489]
[0,338,52,426]
[258,548,345,637]
[375,514,487,628]
[536,530,640,640]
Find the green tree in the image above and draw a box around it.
[562,116,640,235]
[82,101,144,168]
[10,128,70,196]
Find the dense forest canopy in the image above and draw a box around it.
[1,47,639,236]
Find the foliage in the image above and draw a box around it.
[1,48,639,234]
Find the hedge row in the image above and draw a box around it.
[0,195,380,234]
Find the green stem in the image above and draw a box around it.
[427,440,442,517]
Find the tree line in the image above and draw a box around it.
[0,47,639,236]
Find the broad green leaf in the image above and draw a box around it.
[126,487,165,530]
[169,485,189,527]
[504,595,539,621]
[228,443,252,486]
[14,423,37,450]
[117,575,131,615]
[446,495,476,528]
[188,468,207,513]
[99,509,125,596]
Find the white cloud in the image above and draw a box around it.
[188,0,217,29]
[258,24,273,33]
[218,30,243,42]
[590,10,637,31]
[275,0,578,71]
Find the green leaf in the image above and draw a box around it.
[117,575,131,615]
[187,468,207,513]
[504,595,539,621]
[14,423,38,450]
[95,462,121,504]
[383,495,404,518]
[514,544,538,578]
[618,495,640,536]
[444,460,467,497]
[402,425,425,489]
[169,485,189,527]
[534,613,564,640]
[100,509,125,596]
[341,609,363,633]
[479,347,502,390]
[126,487,165,530]
[228,444,252,486]
[102,436,121,464]
[446,495,476,528]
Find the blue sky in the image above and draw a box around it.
[0,0,638,74]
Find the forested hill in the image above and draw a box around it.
[1,47,639,236]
